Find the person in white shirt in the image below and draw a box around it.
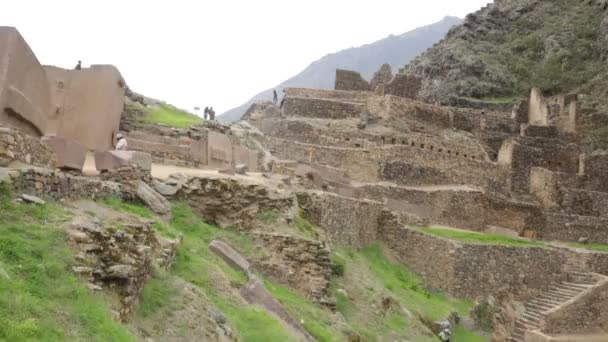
[115,133,128,151]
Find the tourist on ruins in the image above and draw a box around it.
[438,328,451,342]
[75,60,82,70]
[115,133,128,151]
[273,89,278,105]
[204,106,209,120]
[209,107,216,121]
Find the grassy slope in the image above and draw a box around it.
[409,0,608,111]
[138,104,203,128]
[0,186,133,341]
[0,190,489,341]
[108,199,487,341]
[331,245,484,341]
[421,227,544,247]
[106,200,297,341]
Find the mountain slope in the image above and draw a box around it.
[219,16,462,122]
[403,0,608,111]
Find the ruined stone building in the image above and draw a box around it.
[242,64,608,341]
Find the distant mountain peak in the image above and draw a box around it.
[219,16,463,122]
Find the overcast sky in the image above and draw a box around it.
[2,0,489,115]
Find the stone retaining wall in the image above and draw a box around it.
[283,97,365,119]
[0,126,55,168]
[296,190,383,248]
[267,137,510,193]
[252,232,333,306]
[8,166,121,200]
[379,220,570,300]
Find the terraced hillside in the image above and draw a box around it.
[403,0,608,112]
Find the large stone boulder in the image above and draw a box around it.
[136,180,171,215]
[94,150,152,172]
[240,276,315,341]
[41,136,87,171]
[152,173,188,196]
[209,240,250,274]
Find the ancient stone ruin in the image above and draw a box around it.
[2,16,608,342]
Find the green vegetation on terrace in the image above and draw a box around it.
[0,185,133,341]
[568,242,608,253]
[139,103,203,128]
[421,227,544,247]
[105,199,297,341]
[331,244,484,341]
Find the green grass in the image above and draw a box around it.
[421,227,544,247]
[453,325,488,342]
[139,104,203,128]
[568,242,608,253]
[170,203,299,341]
[137,271,178,318]
[330,244,477,341]
[0,190,134,341]
[103,196,155,219]
[265,282,344,342]
[119,201,296,341]
[359,245,473,320]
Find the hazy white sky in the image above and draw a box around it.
[1,0,489,114]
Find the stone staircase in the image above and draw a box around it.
[509,271,603,342]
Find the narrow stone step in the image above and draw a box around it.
[547,289,579,298]
[566,281,593,288]
[538,294,570,303]
[543,290,575,298]
[530,297,562,307]
[522,312,541,322]
[549,287,579,295]
[525,307,545,316]
[524,310,543,320]
[560,282,591,291]
[526,301,554,312]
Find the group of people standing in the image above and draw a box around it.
[203,106,216,121]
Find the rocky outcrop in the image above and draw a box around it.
[158,173,297,229]
[136,180,171,216]
[67,215,180,321]
[252,232,334,307]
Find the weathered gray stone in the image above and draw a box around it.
[95,150,152,172]
[152,173,188,197]
[104,264,135,279]
[209,240,250,274]
[235,163,248,175]
[41,135,87,171]
[20,194,46,205]
[136,181,171,215]
[240,275,315,341]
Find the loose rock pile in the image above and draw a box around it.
[67,215,180,321]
